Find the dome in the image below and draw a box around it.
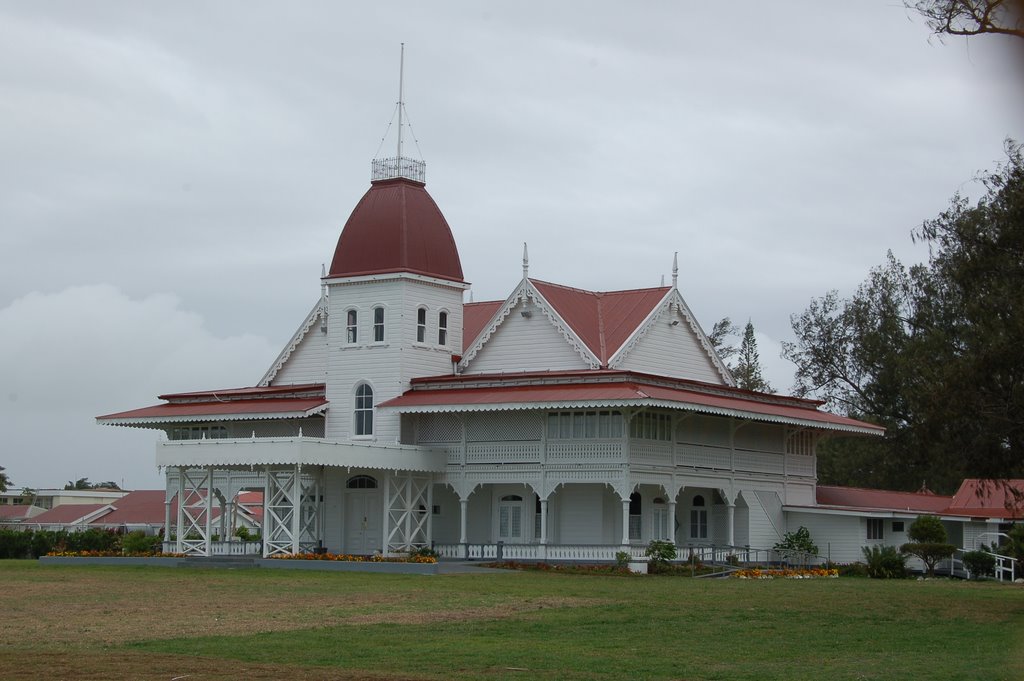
[328,177,464,282]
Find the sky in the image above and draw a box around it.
[1,2,1021,491]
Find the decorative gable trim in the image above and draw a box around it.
[259,299,325,387]
[459,279,601,371]
[608,289,735,386]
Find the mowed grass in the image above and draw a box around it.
[1,561,1022,680]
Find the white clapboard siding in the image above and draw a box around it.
[272,325,329,386]
[325,276,464,441]
[465,299,591,374]
[616,307,724,383]
[786,511,865,564]
[743,490,784,548]
[553,484,607,545]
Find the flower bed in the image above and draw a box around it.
[47,550,185,558]
[732,567,839,579]
[270,552,437,564]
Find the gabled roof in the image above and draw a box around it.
[259,299,325,386]
[0,505,45,521]
[379,370,883,435]
[815,485,951,514]
[463,300,503,353]
[95,490,170,525]
[28,503,109,525]
[530,280,668,364]
[947,479,1024,519]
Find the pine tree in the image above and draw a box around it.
[733,321,773,393]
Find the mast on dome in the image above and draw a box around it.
[371,43,426,184]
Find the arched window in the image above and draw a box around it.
[438,310,448,346]
[372,306,385,342]
[416,307,427,343]
[653,497,670,541]
[346,475,377,489]
[346,309,358,344]
[690,495,708,539]
[354,384,374,435]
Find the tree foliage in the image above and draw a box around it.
[709,317,773,393]
[906,0,1024,40]
[785,143,1024,491]
[0,466,9,494]
[733,321,773,393]
[64,478,121,491]
[903,515,955,577]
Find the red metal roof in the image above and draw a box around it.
[158,384,324,401]
[0,505,42,520]
[97,397,328,422]
[947,479,1024,519]
[328,178,464,282]
[96,490,171,525]
[379,377,883,433]
[28,504,108,524]
[531,280,669,363]
[463,300,503,351]
[815,485,952,513]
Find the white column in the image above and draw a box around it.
[382,474,392,556]
[261,467,271,558]
[290,465,301,554]
[539,498,548,545]
[204,466,214,556]
[175,468,185,554]
[459,498,468,544]
[726,501,736,548]
[620,498,631,547]
[668,500,677,543]
[426,480,434,547]
[163,498,171,551]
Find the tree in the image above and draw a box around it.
[64,478,121,490]
[707,317,739,362]
[733,321,773,393]
[785,143,1024,491]
[0,466,9,493]
[901,515,956,576]
[906,0,1024,40]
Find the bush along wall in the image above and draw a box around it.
[0,528,137,559]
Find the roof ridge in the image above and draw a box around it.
[595,294,608,363]
[531,277,671,297]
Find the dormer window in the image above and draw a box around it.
[373,306,385,343]
[438,311,448,346]
[416,307,427,343]
[346,310,358,344]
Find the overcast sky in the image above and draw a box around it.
[1,2,1021,491]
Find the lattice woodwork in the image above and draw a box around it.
[466,411,542,442]
[417,413,462,443]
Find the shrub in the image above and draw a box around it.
[774,526,819,558]
[645,540,676,573]
[0,529,33,559]
[234,526,254,541]
[861,545,907,579]
[962,550,996,579]
[614,551,630,569]
[64,528,120,553]
[121,531,161,555]
[907,515,948,544]
[410,546,438,559]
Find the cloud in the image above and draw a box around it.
[0,285,277,489]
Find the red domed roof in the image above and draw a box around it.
[328,177,464,282]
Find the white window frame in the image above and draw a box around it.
[690,494,708,540]
[416,307,427,344]
[354,383,374,437]
[346,309,358,344]
[372,306,385,343]
[437,309,449,347]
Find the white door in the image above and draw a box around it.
[345,491,381,554]
[497,494,524,543]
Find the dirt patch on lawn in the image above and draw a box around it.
[0,650,430,681]
[1,570,599,647]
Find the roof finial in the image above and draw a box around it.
[396,42,405,161]
[469,290,475,303]
[671,252,678,288]
[522,242,530,279]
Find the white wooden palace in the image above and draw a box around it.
[97,145,898,562]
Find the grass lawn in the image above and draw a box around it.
[1,561,1022,680]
